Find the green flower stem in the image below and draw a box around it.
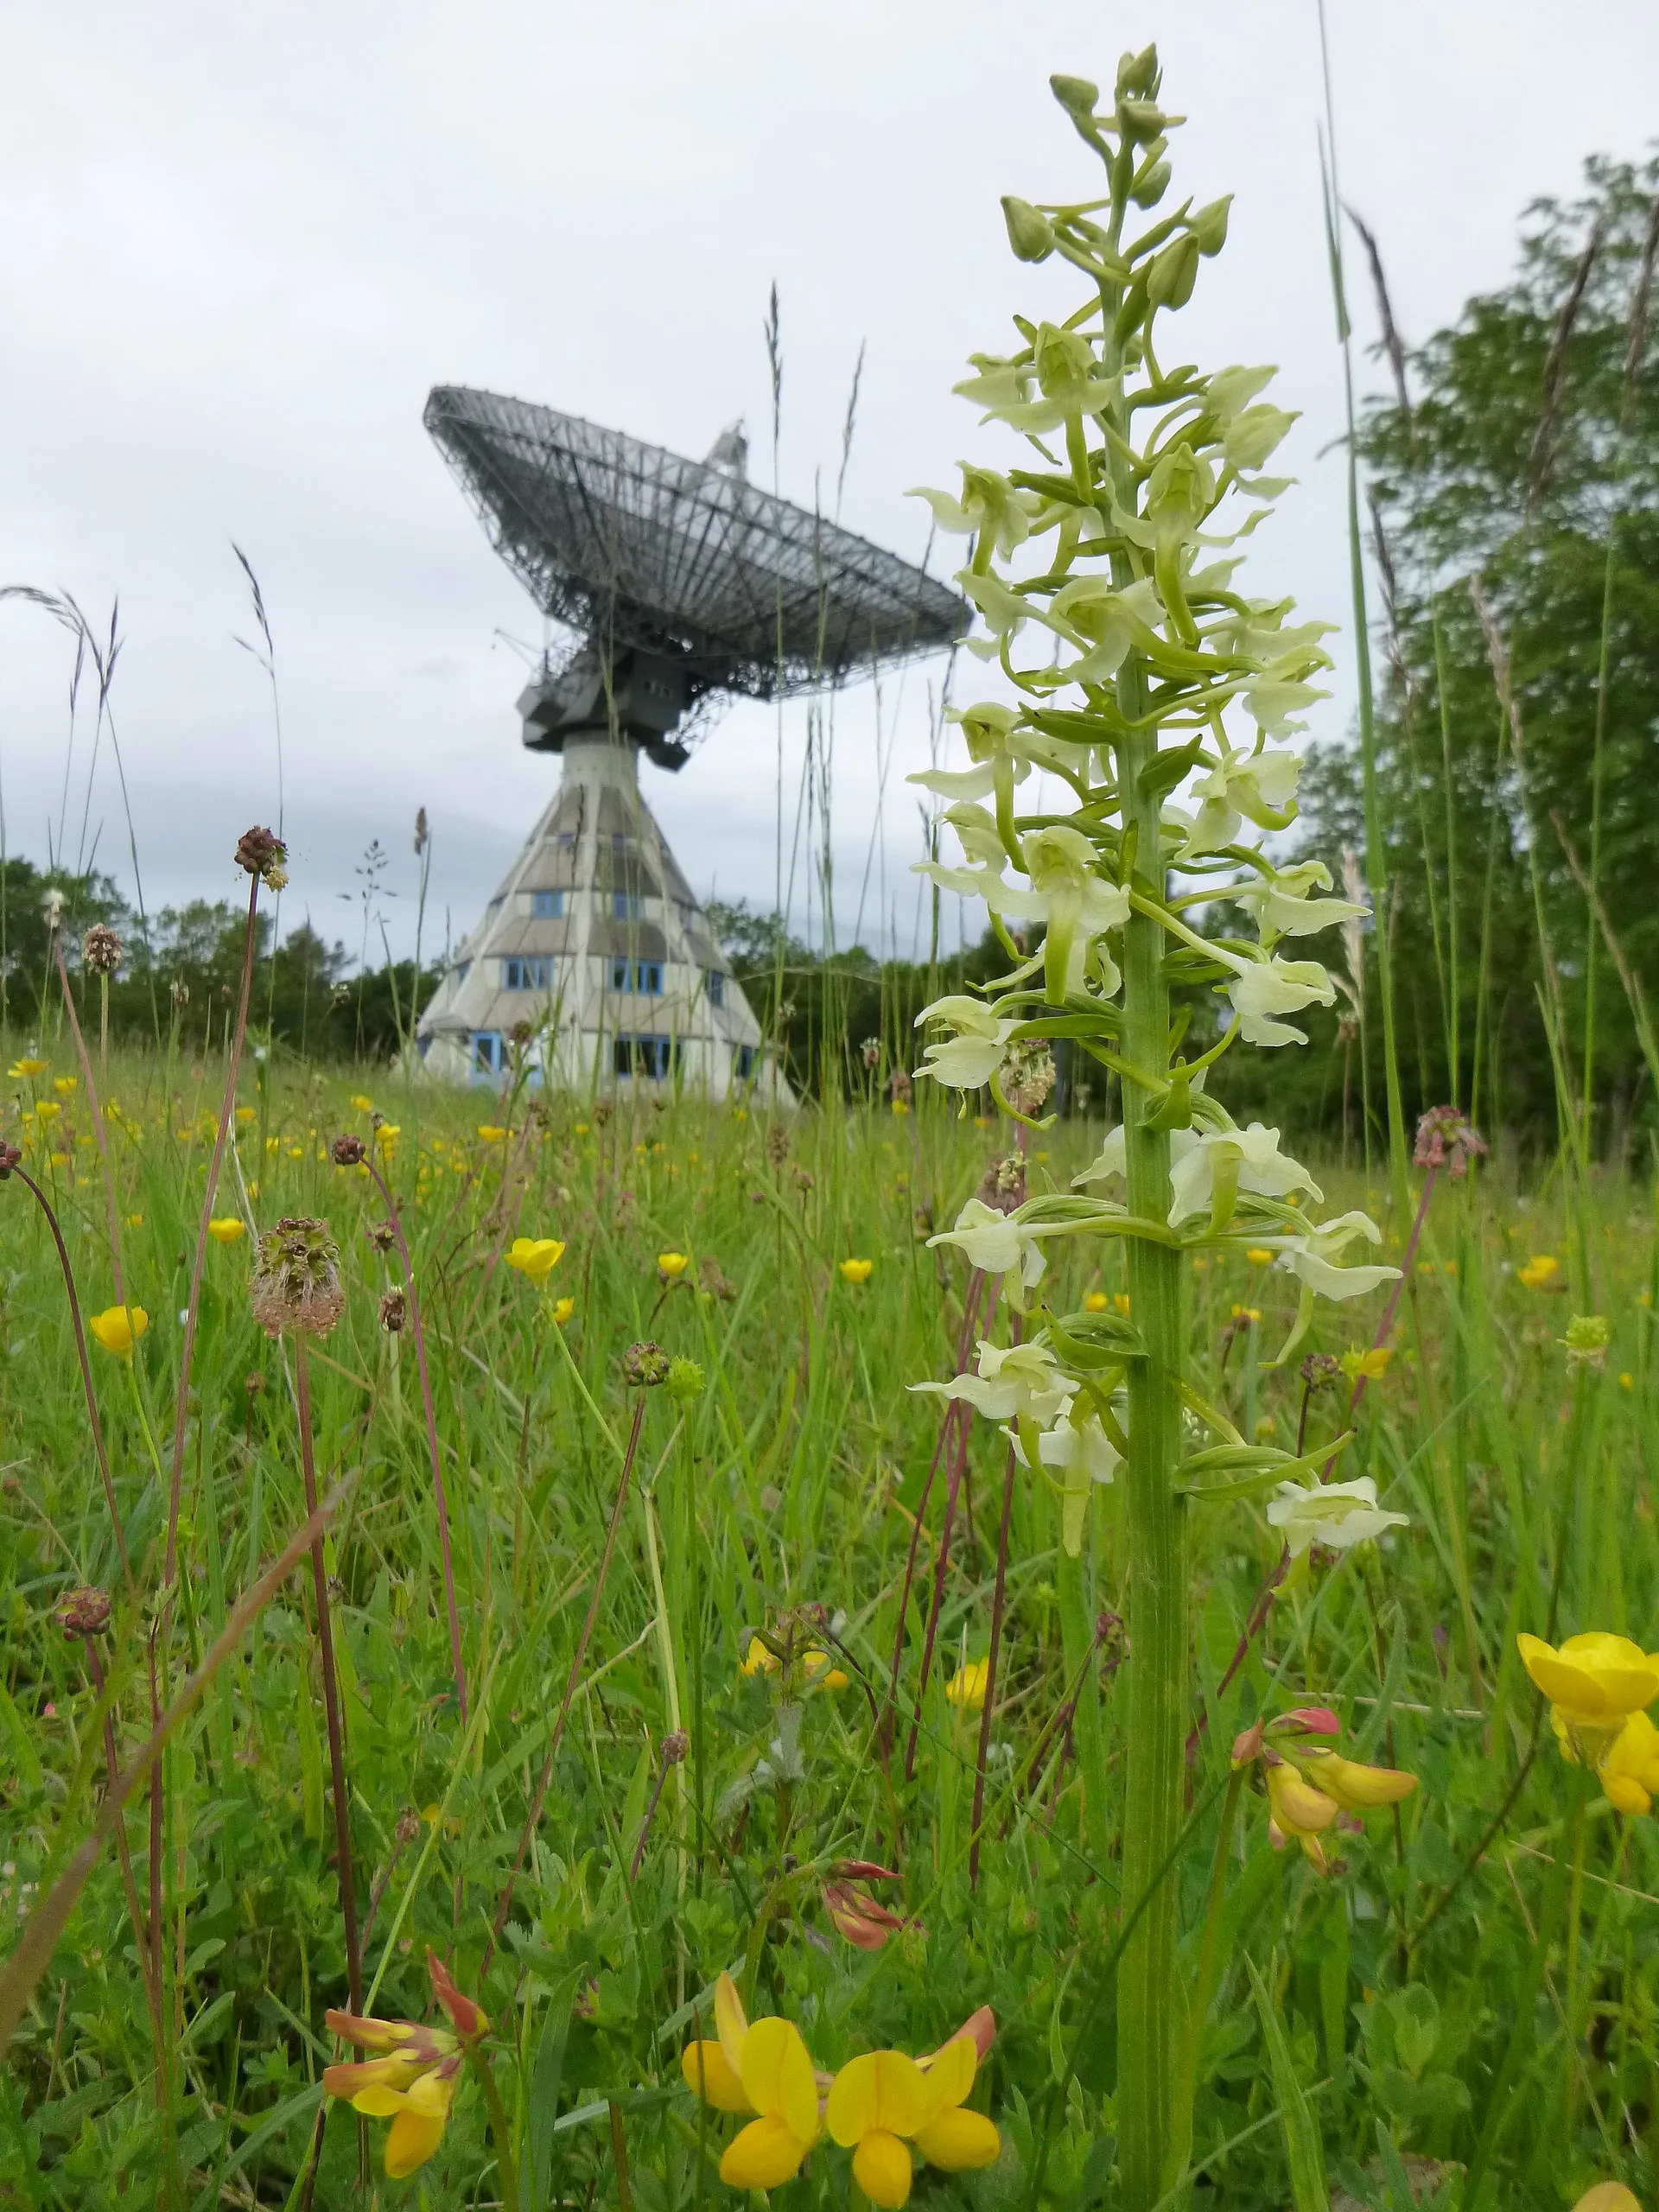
[1104,230,1189,2212]
[1055,1547,1109,1852]
[471,2046,521,2212]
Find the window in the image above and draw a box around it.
[706,969,725,1008]
[473,1032,504,1075]
[454,959,471,984]
[486,897,504,918]
[531,890,563,918]
[610,958,662,995]
[503,957,551,990]
[734,1045,757,1081]
[612,891,642,920]
[614,1033,677,1081]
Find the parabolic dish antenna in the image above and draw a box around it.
[424,385,966,759]
[416,384,962,1096]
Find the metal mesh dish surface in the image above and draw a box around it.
[426,385,965,700]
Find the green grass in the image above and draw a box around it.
[1,1043,1656,2209]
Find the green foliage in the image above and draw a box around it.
[1281,153,1659,1156]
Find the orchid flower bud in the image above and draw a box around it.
[1147,233,1200,311]
[1001,196,1056,265]
[1190,195,1232,257]
[1115,44,1160,99]
[1049,73,1099,120]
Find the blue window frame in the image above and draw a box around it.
[531,890,563,918]
[612,891,642,920]
[706,969,725,1007]
[473,1031,504,1075]
[610,957,662,995]
[614,1033,677,1081]
[734,1044,757,1081]
[503,957,551,990]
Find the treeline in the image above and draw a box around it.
[1232,151,1659,1162]
[0,855,438,1062]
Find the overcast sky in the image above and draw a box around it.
[3,3,1655,969]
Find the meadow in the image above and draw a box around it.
[6,37,1659,2212]
[1,1028,1654,2211]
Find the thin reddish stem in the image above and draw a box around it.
[165,874,261,1592]
[362,1155,468,1719]
[969,1435,1020,1889]
[9,1166,130,1588]
[296,1341,364,2014]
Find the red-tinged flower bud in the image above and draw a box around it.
[1230,1720,1264,1766]
[1274,1705,1342,1738]
[427,1949,488,2043]
[332,1134,367,1166]
[0,1141,21,1179]
[836,1859,900,1883]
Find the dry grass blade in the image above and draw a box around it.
[0,1482,347,2054]
[1528,214,1606,505]
[1344,203,1413,430]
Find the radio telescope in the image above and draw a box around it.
[414,385,964,1094]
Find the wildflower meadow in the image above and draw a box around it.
[5,44,1659,2212]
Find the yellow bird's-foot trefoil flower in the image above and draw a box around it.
[321,1949,487,2179]
[1232,1705,1416,1874]
[681,1973,821,2189]
[825,2015,1001,2209]
[1519,1630,1659,1790]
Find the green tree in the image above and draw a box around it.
[1291,153,1659,1159]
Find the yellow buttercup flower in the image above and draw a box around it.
[945,1659,989,1713]
[124,1212,143,1228]
[1084,1290,1109,1313]
[88,1306,149,1359]
[657,1250,690,1278]
[551,1296,575,1325]
[1518,1253,1561,1290]
[825,2033,1000,2209]
[235,1104,257,1125]
[1340,1345,1394,1382]
[1230,1304,1262,1325]
[476,1124,506,1145]
[1245,1247,1275,1265]
[351,1094,374,1112]
[53,1076,78,1096]
[681,1974,820,2190]
[375,1123,401,1149]
[322,1951,486,2179]
[8,1057,48,1079]
[839,1257,874,1285]
[505,1236,566,1281]
[207,1217,247,1245]
[34,1100,60,1123]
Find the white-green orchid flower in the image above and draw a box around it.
[1273,1211,1399,1300]
[1047,575,1169,683]
[910,1338,1077,1426]
[917,823,1128,1003]
[1171,742,1301,856]
[1010,1404,1122,1554]
[912,995,1019,1090]
[1166,1122,1321,1229]
[908,465,1039,558]
[1215,947,1336,1046]
[1266,1475,1408,1560]
[906,703,1029,804]
[956,323,1116,434]
[957,566,1034,661]
[1236,861,1367,948]
[928,1198,1052,1307]
[1073,1123,1200,1188]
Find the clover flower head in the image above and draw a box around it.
[1413,1103,1487,1179]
